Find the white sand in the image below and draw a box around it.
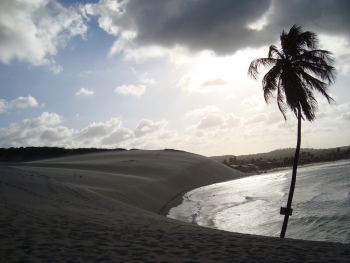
[1,150,349,262]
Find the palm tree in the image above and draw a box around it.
[248,25,336,238]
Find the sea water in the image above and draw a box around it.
[168,159,350,243]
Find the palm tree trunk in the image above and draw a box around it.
[280,105,302,238]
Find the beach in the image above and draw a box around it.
[1,150,349,262]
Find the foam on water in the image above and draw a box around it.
[168,159,350,243]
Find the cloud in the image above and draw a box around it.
[201,79,228,88]
[245,114,268,125]
[185,106,240,130]
[177,74,231,94]
[197,114,225,130]
[77,118,121,141]
[40,127,73,145]
[0,107,349,156]
[75,88,94,96]
[134,119,168,137]
[74,118,131,146]
[86,0,350,56]
[341,112,350,121]
[101,128,134,145]
[240,95,266,112]
[185,106,222,120]
[0,95,39,113]
[0,113,169,149]
[0,112,67,147]
[0,100,6,113]
[318,34,350,74]
[0,0,87,71]
[35,112,61,126]
[175,48,265,93]
[86,0,271,55]
[114,84,146,96]
[268,0,350,38]
[138,74,156,85]
[196,113,240,130]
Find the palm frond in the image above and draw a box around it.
[268,45,284,59]
[281,25,303,57]
[296,31,318,50]
[300,88,317,121]
[296,49,334,65]
[297,61,336,84]
[298,71,334,103]
[277,83,287,120]
[248,58,277,79]
[262,64,282,102]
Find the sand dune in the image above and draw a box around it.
[1,150,349,262]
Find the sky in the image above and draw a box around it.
[0,0,350,156]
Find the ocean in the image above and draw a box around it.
[168,159,350,243]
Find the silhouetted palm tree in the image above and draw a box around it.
[248,25,336,238]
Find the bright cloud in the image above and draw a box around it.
[114,84,146,96]
[0,106,348,155]
[0,113,169,149]
[101,128,134,146]
[319,34,350,74]
[176,48,267,94]
[77,118,121,140]
[0,112,67,147]
[185,106,222,120]
[185,106,241,131]
[197,114,225,130]
[75,88,94,96]
[0,95,39,113]
[134,119,168,137]
[138,74,156,85]
[0,0,87,71]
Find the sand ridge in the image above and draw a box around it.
[1,150,349,262]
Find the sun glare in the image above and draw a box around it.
[178,47,267,93]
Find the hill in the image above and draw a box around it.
[211,146,350,173]
[0,147,125,162]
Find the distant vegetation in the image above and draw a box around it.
[0,147,126,162]
[211,146,350,174]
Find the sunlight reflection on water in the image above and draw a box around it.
[168,160,350,243]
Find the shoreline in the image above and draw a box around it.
[164,158,350,228]
[160,172,251,216]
